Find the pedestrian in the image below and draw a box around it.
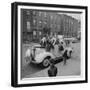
[63,50,68,65]
[58,43,64,51]
[48,59,58,77]
[40,36,46,47]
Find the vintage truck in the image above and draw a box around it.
[25,42,73,68]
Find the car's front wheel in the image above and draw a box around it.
[41,57,51,68]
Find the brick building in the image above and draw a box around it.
[60,14,80,37]
[21,9,80,43]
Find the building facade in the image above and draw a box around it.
[21,9,80,43]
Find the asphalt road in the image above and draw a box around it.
[21,42,81,79]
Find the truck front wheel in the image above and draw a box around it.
[41,56,51,68]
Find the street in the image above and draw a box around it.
[21,42,81,79]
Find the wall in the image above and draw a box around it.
[0,0,89,90]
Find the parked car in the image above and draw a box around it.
[64,37,78,43]
[71,37,78,43]
[25,43,73,68]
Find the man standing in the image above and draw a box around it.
[48,59,58,77]
[63,50,68,65]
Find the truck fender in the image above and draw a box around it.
[35,52,55,63]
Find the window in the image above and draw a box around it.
[44,12,47,17]
[33,19,36,25]
[44,21,47,25]
[51,16,53,19]
[39,31,42,35]
[33,31,36,36]
[27,21,30,31]
[39,21,42,24]
[71,21,73,25]
[39,21,42,27]
[33,11,36,15]
[26,11,30,15]
[39,12,42,16]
